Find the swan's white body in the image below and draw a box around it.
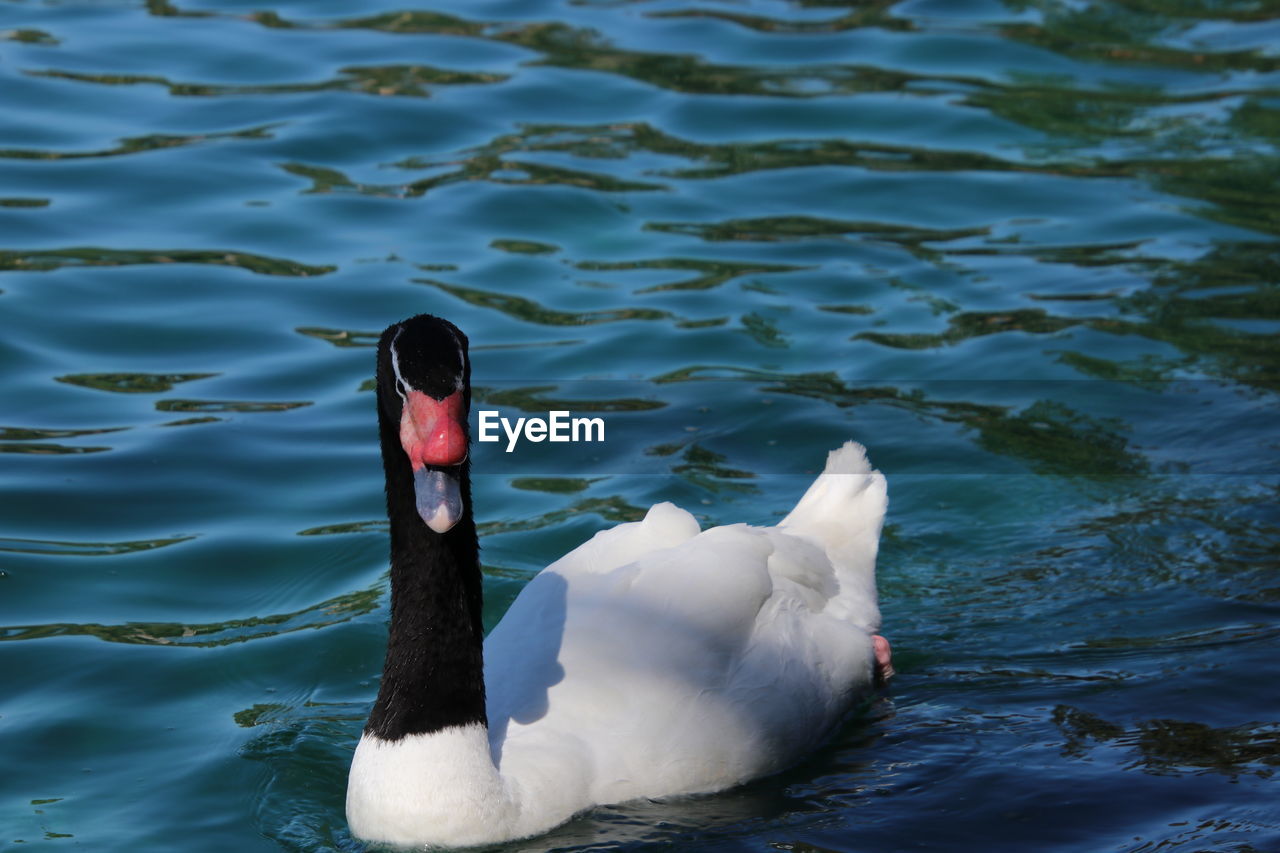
[347,442,887,847]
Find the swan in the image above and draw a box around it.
[346,313,892,847]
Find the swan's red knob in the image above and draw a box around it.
[400,389,467,469]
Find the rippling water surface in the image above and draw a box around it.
[3,0,1278,850]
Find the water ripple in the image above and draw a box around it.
[3,28,61,46]
[0,248,334,277]
[576,257,809,293]
[426,279,675,325]
[29,65,508,99]
[0,425,127,455]
[0,124,277,161]
[0,442,112,455]
[56,372,217,393]
[0,535,195,557]
[647,4,913,35]
[0,583,380,647]
[154,399,312,414]
[0,426,127,440]
[285,156,663,197]
[1053,705,1280,779]
[647,216,990,248]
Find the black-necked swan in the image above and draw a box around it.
[346,313,892,847]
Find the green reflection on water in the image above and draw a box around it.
[648,1,911,34]
[0,124,276,161]
[647,216,988,255]
[400,121,1025,183]
[576,257,808,294]
[154,399,311,413]
[426,280,673,326]
[845,237,1279,393]
[478,496,647,536]
[491,239,560,255]
[1002,2,1280,75]
[0,443,111,455]
[1,584,381,647]
[56,373,217,393]
[235,703,291,727]
[160,416,223,428]
[973,399,1149,477]
[0,247,333,277]
[1054,705,1280,779]
[4,28,60,45]
[30,65,507,99]
[234,700,366,728]
[297,9,483,36]
[298,520,387,537]
[0,535,194,556]
[1155,102,1280,236]
[818,304,876,316]
[740,312,789,349]
[143,0,211,19]
[510,477,599,493]
[250,11,944,98]
[1052,351,1177,390]
[296,327,379,349]
[405,159,664,196]
[474,385,665,413]
[0,426,126,440]
[857,308,1080,349]
[674,317,729,329]
[498,22,976,98]
[664,443,759,495]
[472,339,586,351]
[283,151,659,197]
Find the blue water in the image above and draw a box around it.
[2,0,1278,850]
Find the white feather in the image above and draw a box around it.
[347,441,888,846]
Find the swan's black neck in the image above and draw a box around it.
[365,384,485,741]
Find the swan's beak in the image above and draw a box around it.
[413,467,463,534]
[400,389,468,533]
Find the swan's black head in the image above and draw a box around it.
[377,314,471,534]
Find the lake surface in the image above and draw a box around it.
[2,0,1278,850]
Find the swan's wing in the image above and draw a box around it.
[488,528,876,805]
[484,522,772,745]
[487,444,887,809]
[542,500,702,578]
[481,500,706,769]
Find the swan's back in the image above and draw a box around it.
[483,442,888,828]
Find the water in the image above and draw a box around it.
[2,0,1277,849]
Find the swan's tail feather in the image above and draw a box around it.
[779,442,887,615]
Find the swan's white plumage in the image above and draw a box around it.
[347,441,888,846]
